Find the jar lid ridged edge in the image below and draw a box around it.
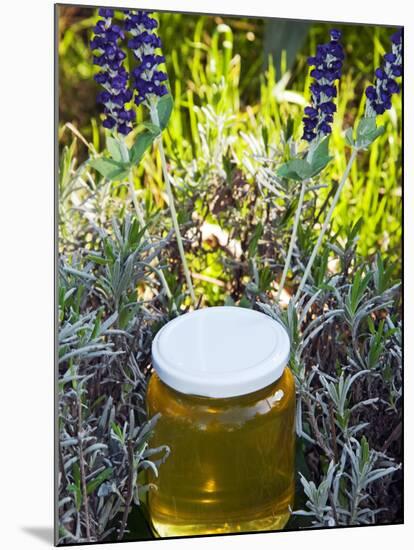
[151,306,291,398]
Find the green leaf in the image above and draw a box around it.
[106,136,124,162]
[313,246,330,287]
[86,253,108,266]
[239,296,252,309]
[367,125,385,144]
[356,117,377,138]
[309,155,333,177]
[346,268,372,316]
[91,309,102,339]
[284,115,294,143]
[177,208,190,225]
[262,126,269,149]
[355,117,385,149]
[111,422,124,443]
[347,217,363,242]
[258,265,273,292]
[86,467,113,495]
[103,238,115,262]
[140,122,161,135]
[157,94,174,130]
[69,463,82,510]
[130,130,157,165]
[308,136,333,177]
[360,435,370,465]
[67,483,82,511]
[248,222,263,257]
[72,463,81,486]
[309,135,329,161]
[367,316,375,334]
[367,319,385,368]
[373,252,396,294]
[89,158,129,180]
[277,159,313,181]
[345,127,354,147]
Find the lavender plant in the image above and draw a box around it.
[126,9,196,304]
[302,29,344,142]
[365,29,402,117]
[242,27,402,527]
[276,28,402,302]
[267,27,403,508]
[276,29,344,302]
[259,246,401,525]
[58,11,403,541]
[91,8,135,135]
[90,8,196,307]
[58,217,171,544]
[125,10,168,106]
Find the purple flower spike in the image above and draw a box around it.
[330,29,342,41]
[98,8,114,18]
[365,28,403,117]
[125,10,169,107]
[302,29,345,142]
[91,9,134,135]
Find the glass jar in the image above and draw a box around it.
[145,306,295,537]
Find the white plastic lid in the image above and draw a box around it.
[151,306,290,398]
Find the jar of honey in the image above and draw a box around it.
[146,306,295,537]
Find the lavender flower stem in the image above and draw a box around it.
[294,148,358,302]
[126,173,145,228]
[150,105,196,306]
[276,179,308,303]
[118,140,147,230]
[119,140,175,306]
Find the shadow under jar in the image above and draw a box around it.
[146,306,295,537]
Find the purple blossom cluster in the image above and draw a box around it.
[90,8,135,135]
[302,29,345,142]
[125,10,168,106]
[365,29,403,116]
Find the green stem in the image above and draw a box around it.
[150,105,196,306]
[126,171,146,228]
[119,139,176,308]
[276,178,307,303]
[294,148,358,302]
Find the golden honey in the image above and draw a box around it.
[145,367,295,537]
